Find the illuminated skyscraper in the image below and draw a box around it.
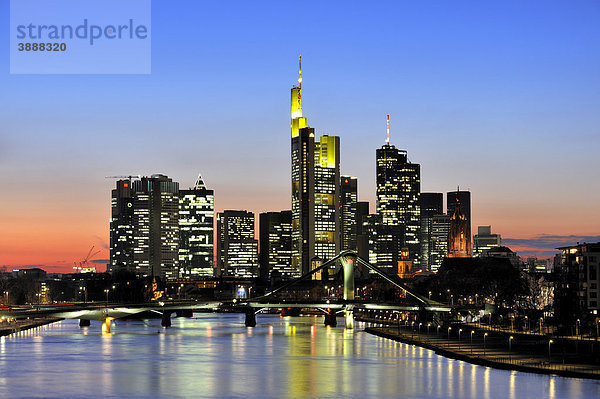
[375,115,421,267]
[110,174,179,279]
[290,58,341,275]
[430,214,450,272]
[217,210,259,278]
[420,193,443,271]
[259,211,293,279]
[178,174,214,278]
[341,176,358,250]
[314,135,341,262]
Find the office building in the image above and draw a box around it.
[473,225,501,256]
[341,176,358,251]
[420,193,444,271]
[376,115,421,267]
[259,211,293,279]
[356,201,370,260]
[430,214,450,272]
[217,210,259,278]
[110,174,179,279]
[290,58,341,275]
[178,174,214,278]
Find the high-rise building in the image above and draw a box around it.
[290,58,341,275]
[341,176,358,251]
[375,115,421,267]
[430,214,450,273]
[473,225,501,256]
[217,210,259,278]
[363,214,402,274]
[356,201,370,261]
[110,174,179,279]
[314,135,341,262]
[419,193,444,271]
[259,211,293,279]
[448,205,471,258]
[447,190,471,256]
[178,174,214,278]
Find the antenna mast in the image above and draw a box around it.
[386,114,390,144]
[298,54,302,88]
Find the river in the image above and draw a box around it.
[0,314,598,398]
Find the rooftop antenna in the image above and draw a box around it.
[386,114,390,144]
[298,54,302,88]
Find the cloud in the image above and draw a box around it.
[94,235,109,250]
[503,234,600,259]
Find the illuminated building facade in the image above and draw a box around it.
[110,175,179,279]
[217,210,259,278]
[259,211,293,279]
[419,192,443,271]
[556,242,600,315]
[447,190,471,256]
[356,201,371,261]
[290,58,341,274]
[363,214,401,274]
[341,176,358,251]
[430,214,450,273]
[376,115,421,267]
[178,174,214,278]
[473,225,501,256]
[447,206,471,258]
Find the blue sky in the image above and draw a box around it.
[1,0,599,268]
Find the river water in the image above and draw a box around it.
[0,314,598,398]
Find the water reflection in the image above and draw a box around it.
[0,315,598,398]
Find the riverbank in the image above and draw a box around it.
[0,317,63,337]
[365,326,600,380]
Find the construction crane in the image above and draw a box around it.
[105,175,142,180]
[73,246,102,273]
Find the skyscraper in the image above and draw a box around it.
[110,174,179,279]
[290,58,341,275]
[313,135,341,262]
[375,115,421,267]
[447,190,471,256]
[420,193,444,271]
[430,214,450,273]
[341,176,358,251]
[259,211,293,279]
[217,210,259,278]
[178,174,214,278]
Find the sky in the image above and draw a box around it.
[1,0,599,272]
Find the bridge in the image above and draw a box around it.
[0,251,451,332]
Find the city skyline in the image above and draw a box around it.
[2,1,599,271]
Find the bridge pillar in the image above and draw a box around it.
[79,319,90,327]
[345,306,354,329]
[161,311,172,328]
[101,317,113,334]
[324,310,337,327]
[341,253,356,301]
[245,309,256,327]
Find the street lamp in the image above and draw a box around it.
[429,291,432,300]
[576,319,580,337]
[458,328,463,350]
[540,317,543,334]
[450,294,454,306]
[448,326,452,340]
[419,322,422,334]
[104,289,109,304]
[524,315,529,333]
[484,332,488,356]
[470,330,475,354]
[548,339,553,361]
[427,323,431,335]
[509,336,514,353]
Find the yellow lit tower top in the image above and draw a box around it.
[291,55,307,138]
[386,113,390,144]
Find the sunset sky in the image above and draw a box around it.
[1,1,599,272]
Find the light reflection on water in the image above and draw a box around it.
[0,314,598,398]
